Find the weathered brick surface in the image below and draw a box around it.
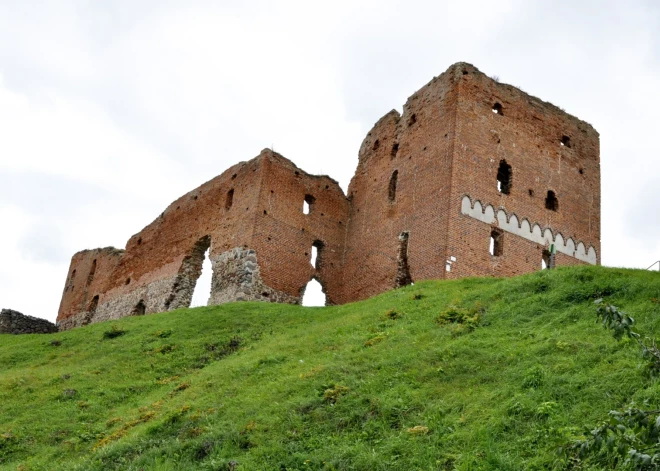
[56,62,600,329]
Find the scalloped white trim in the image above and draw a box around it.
[460,196,597,265]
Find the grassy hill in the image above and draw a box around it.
[1,266,660,470]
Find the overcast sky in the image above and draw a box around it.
[1,0,659,322]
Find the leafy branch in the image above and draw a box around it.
[560,301,660,469]
[595,299,660,378]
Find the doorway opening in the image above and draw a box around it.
[302,278,326,306]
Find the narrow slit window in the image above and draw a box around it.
[490,229,503,256]
[225,189,234,210]
[497,160,512,194]
[388,170,398,202]
[303,194,315,215]
[310,245,318,267]
[545,190,559,211]
[492,103,503,115]
[390,142,399,158]
[86,259,97,286]
[310,240,324,269]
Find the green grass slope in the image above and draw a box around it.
[1,266,660,470]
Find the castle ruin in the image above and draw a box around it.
[57,62,600,329]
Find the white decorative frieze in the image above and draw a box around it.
[460,196,598,265]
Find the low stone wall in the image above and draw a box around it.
[0,309,58,334]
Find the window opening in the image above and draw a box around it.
[490,229,503,256]
[561,135,571,147]
[310,240,324,269]
[303,194,315,215]
[542,250,551,270]
[388,170,399,202]
[390,142,399,158]
[492,103,503,115]
[302,278,326,307]
[408,113,416,126]
[132,300,146,316]
[497,160,512,194]
[87,259,97,286]
[225,189,234,210]
[545,190,559,211]
[191,246,212,307]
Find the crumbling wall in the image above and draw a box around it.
[56,62,601,328]
[57,247,124,330]
[57,149,350,328]
[0,309,58,334]
[250,153,349,305]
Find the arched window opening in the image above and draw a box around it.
[302,278,326,306]
[87,259,97,286]
[132,300,146,316]
[545,190,559,211]
[303,194,315,215]
[497,160,512,194]
[492,103,503,115]
[388,170,399,202]
[225,189,234,210]
[191,246,212,307]
[490,229,503,256]
[561,135,571,148]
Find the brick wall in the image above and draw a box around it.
[56,62,600,329]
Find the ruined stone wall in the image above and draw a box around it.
[57,150,352,328]
[0,309,58,334]
[56,62,601,328]
[57,247,124,330]
[444,63,600,279]
[250,154,349,305]
[341,66,459,303]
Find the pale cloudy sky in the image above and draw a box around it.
[1,0,659,322]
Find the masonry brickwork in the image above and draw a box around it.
[56,62,600,329]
